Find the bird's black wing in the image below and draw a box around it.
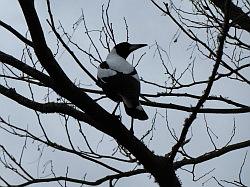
[99,69,140,105]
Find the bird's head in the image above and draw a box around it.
[113,42,147,59]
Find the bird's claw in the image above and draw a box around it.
[130,127,134,135]
[114,114,122,121]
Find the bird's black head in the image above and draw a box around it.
[114,42,147,59]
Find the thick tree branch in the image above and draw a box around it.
[0,20,33,47]
[211,0,250,33]
[0,84,93,124]
[0,51,53,87]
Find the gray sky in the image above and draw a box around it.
[0,0,249,187]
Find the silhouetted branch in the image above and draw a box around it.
[0,169,146,187]
[0,84,94,124]
[45,0,98,83]
[174,140,250,168]
[211,0,250,33]
[141,100,250,114]
[0,50,54,87]
[150,0,250,84]
[0,20,33,47]
[170,1,231,161]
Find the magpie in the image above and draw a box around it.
[97,42,148,120]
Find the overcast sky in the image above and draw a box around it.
[0,0,249,187]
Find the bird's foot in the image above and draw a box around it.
[130,118,134,135]
[130,126,134,135]
[114,114,122,121]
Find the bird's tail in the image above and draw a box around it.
[124,102,148,120]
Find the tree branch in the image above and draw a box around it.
[150,0,250,84]
[143,92,248,108]
[211,0,250,33]
[0,50,53,87]
[141,101,250,114]
[174,140,250,168]
[0,20,33,47]
[170,1,231,161]
[45,2,98,83]
[0,84,94,124]
[2,169,146,187]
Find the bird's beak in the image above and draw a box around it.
[129,44,147,53]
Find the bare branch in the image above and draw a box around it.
[0,169,146,187]
[211,0,250,33]
[141,100,250,114]
[0,20,33,47]
[170,1,231,161]
[174,140,250,168]
[0,84,94,124]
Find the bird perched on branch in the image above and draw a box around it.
[97,42,148,120]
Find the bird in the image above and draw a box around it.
[97,42,148,121]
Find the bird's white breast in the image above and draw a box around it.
[97,67,116,79]
[97,49,139,82]
[106,51,134,74]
